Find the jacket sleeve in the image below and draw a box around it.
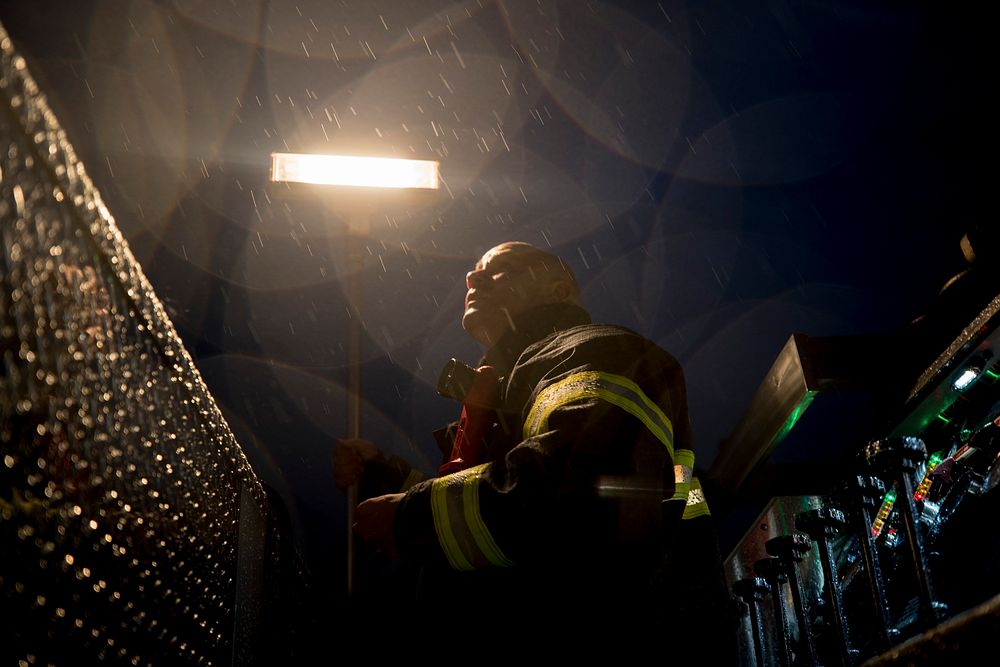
[394,326,703,571]
[357,452,425,500]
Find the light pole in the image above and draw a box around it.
[269,152,440,596]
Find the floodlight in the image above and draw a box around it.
[270,153,439,190]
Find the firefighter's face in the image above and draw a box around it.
[462,244,571,346]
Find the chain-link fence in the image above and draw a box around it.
[1,22,298,666]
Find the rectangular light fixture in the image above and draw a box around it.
[270,153,440,190]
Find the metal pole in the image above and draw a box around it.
[266,154,440,599]
[346,212,367,598]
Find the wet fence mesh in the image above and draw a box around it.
[0,23,294,666]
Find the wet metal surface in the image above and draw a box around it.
[1,24,267,665]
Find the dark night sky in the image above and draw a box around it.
[0,0,987,623]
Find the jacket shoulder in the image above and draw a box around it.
[526,324,673,359]
[523,323,681,370]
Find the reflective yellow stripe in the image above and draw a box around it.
[682,477,711,519]
[430,464,514,570]
[463,467,515,568]
[672,449,694,502]
[664,475,712,519]
[524,371,674,458]
[431,472,474,571]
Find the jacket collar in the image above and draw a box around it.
[480,302,591,374]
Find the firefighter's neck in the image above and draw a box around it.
[478,302,591,372]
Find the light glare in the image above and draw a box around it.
[952,367,980,392]
[270,153,439,189]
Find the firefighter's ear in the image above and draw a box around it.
[550,280,572,303]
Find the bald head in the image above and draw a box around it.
[462,242,580,345]
[475,242,580,301]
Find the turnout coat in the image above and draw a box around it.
[366,303,734,657]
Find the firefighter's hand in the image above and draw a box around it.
[332,438,380,490]
[354,493,403,559]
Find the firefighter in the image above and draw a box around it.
[335,241,737,659]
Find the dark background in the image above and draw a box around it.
[0,0,988,646]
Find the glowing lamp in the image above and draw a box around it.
[952,366,980,392]
[270,153,439,190]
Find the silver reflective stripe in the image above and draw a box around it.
[430,463,515,571]
[672,449,694,502]
[524,371,674,457]
[686,487,706,506]
[674,464,694,485]
[682,477,711,519]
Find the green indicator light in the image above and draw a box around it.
[985,369,999,380]
[872,487,898,538]
[936,414,952,424]
[915,453,943,502]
